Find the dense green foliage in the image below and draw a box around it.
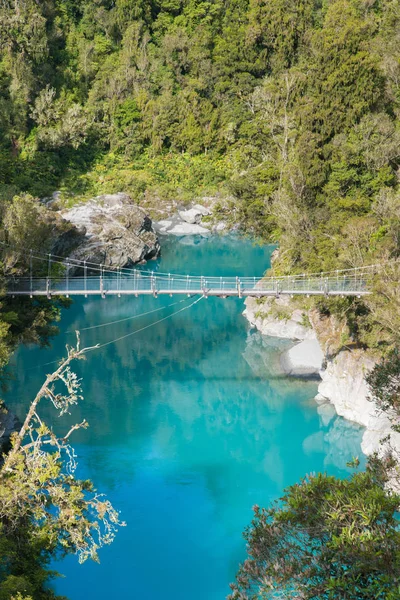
[367,348,400,431]
[229,457,400,600]
[0,342,123,600]
[0,0,398,269]
[1,1,400,597]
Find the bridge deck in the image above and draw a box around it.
[5,274,371,298]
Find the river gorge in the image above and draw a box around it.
[5,234,365,600]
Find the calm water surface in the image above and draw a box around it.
[6,235,364,600]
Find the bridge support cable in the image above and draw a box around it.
[29,250,33,298]
[89,295,204,351]
[84,261,87,297]
[65,296,191,333]
[27,296,202,372]
[100,264,104,299]
[0,238,398,281]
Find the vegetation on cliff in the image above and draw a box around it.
[229,456,400,600]
[0,0,398,254]
[1,0,400,598]
[1,0,399,346]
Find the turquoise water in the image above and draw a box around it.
[5,235,364,600]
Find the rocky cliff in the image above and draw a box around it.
[243,294,400,465]
[57,193,160,268]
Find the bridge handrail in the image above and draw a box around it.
[6,273,371,295]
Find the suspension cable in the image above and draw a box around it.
[26,295,204,370]
[65,297,189,333]
[1,239,399,280]
[88,295,204,350]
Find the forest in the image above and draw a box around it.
[0,0,398,267]
[1,0,400,598]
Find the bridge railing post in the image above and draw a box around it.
[151,272,157,297]
[29,249,33,298]
[46,277,51,299]
[84,261,87,297]
[100,264,105,298]
[236,276,242,298]
[66,259,69,297]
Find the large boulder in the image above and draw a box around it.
[59,193,160,269]
[178,204,211,225]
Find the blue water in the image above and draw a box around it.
[5,235,364,600]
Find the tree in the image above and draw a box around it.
[31,87,90,150]
[229,462,400,600]
[0,335,124,597]
[366,348,400,432]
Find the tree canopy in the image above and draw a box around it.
[229,458,400,600]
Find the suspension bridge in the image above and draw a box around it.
[3,247,380,299]
[6,272,374,298]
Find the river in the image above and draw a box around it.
[5,234,364,600]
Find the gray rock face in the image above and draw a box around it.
[178,209,202,224]
[242,292,400,488]
[168,223,211,236]
[59,193,160,269]
[178,205,212,225]
[244,296,316,340]
[154,208,211,236]
[192,204,211,216]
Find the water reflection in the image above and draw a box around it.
[4,235,364,600]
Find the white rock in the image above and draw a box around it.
[280,339,324,378]
[154,219,172,233]
[60,193,160,267]
[314,392,329,405]
[178,209,203,224]
[168,223,211,236]
[243,297,316,340]
[317,351,375,428]
[192,204,211,216]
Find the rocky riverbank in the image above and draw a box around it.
[154,201,228,236]
[48,192,228,250]
[54,193,161,268]
[243,294,400,468]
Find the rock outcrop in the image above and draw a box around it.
[243,296,317,341]
[243,293,400,468]
[58,193,160,268]
[155,203,212,236]
[244,296,323,378]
